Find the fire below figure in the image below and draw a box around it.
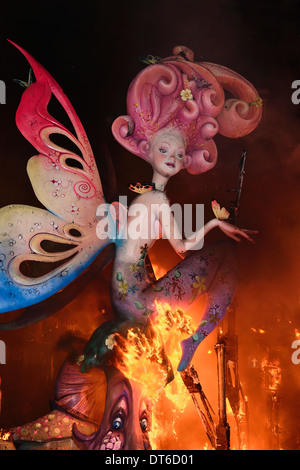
[3,303,197,450]
[73,301,199,450]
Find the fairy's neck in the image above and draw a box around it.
[151,170,169,192]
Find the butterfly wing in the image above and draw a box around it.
[211,200,230,220]
[0,42,114,315]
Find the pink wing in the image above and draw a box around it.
[0,42,117,316]
[11,41,104,224]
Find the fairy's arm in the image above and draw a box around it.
[154,192,255,255]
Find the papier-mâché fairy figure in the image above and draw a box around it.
[0,43,262,449]
[0,43,262,370]
[82,45,262,373]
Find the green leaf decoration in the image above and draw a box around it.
[143,309,154,317]
[153,286,163,292]
[174,269,181,279]
[200,320,208,326]
[116,272,123,282]
[134,301,146,310]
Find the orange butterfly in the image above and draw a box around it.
[211,200,230,220]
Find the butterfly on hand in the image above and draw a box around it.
[211,200,230,220]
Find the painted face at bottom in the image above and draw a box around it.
[72,367,152,450]
[149,129,186,178]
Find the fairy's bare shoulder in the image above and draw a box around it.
[130,190,169,206]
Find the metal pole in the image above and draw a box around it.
[215,341,230,450]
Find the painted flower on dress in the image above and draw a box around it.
[118,280,129,294]
[130,263,139,273]
[128,284,139,294]
[192,275,206,294]
[189,275,206,304]
[118,279,129,301]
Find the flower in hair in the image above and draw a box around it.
[249,96,263,108]
[180,88,193,101]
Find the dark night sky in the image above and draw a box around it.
[0,0,299,449]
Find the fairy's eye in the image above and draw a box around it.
[112,416,124,430]
[159,147,167,153]
[177,153,184,159]
[140,417,148,432]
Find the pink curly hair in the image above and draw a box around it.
[112,46,262,175]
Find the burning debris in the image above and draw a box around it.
[0,430,15,450]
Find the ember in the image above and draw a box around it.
[0,429,11,441]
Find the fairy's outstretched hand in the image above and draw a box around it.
[217,219,258,243]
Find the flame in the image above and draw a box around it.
[0,430,11,441]
[251,327,266,334]
[151,262,167,280]
[113,300,197,449]
[260,355,281,392]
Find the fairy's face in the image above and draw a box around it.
[149,130,186,178]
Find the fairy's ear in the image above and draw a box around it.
[183,154,192,169]
[138,140,150,159]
